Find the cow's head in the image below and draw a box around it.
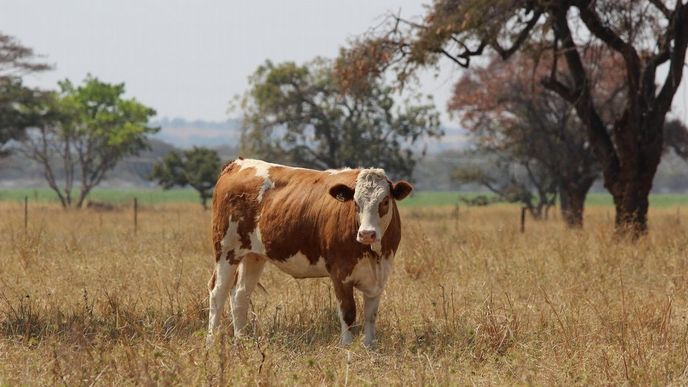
[329,169,413,245]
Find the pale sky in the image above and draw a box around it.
[1,0,686,125]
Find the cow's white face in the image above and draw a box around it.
[329,169,413,245]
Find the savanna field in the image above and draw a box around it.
[1,192,688,385]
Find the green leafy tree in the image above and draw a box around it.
[20,76,158,208]
[0,79,49,156]
[341,0,688,236]
[239,58,441,179]
[150,147,221,209]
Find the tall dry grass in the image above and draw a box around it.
[0,202,687,385]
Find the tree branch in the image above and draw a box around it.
[655,3,688,118]
[573,0,641,95]
[648,0,671,18]
[493,9,543,60]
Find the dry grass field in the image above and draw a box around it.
[1,201,687,385]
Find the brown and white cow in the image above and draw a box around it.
[206,158,412,347]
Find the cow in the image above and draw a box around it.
[206,158,413,347]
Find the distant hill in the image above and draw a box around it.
[1,119,686,193]
[0,139,176,188]
[151,117,242,149]
[151,117,470,154]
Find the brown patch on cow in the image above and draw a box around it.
[378,195,390,218]
[211,160,262,263]
[381,201,402,255]
[255,167,402,282]
[333,281,356,326]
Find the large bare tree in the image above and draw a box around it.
[339,0,688,236]
[449,50,626,227]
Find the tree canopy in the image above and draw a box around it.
[340,0,688,235]
[0,32,51,154]
[150,147,221,209]
[239,58,442,179]
[20,76,158,208]
[448,49,628,226]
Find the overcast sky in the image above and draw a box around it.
[1,0,686,125]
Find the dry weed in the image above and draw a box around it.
[0,202,687,385]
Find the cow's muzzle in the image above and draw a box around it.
[357,229,377,244]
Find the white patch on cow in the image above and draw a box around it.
[344,253,394,298]
[248,225,265,254]
[231,254,266,336]
[236,159,275,202]
[220,215,241,261]
[354,169,393,244]
[207,257,237,346]
[325,167,352,174]
[338,305,354,346]
[269,252,328,278]
[363,294,381,347]
[371,241,382,255]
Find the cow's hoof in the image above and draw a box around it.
[340,332,354,346]
[205,333,215,348]
[233,329,250,341]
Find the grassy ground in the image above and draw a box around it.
[2,187,688,208]
[1,203,687,385]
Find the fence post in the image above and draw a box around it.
[134,197,138,234]
[520,207,526,233]
[24,196,28,233]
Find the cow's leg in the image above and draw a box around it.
[230,253,266,337]
[207,257,238,346]
[362,294,381,347]
[332,280,356,346]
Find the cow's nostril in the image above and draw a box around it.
[358,230,376,240]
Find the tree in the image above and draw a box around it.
[239,58,442,179]
[0,79,48,156]
[341,0,688,236]
[0,32,50,79]
[452,152,557,219]
[0,32,51,154]
[20,76,158,208]
[150,147,221,209]
[448,50,626,227]
[664,119,688,159]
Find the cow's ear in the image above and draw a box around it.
[392,180,413,201]
[329,184,354,202]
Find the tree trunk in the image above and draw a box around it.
[201,194,209,210]
[604,122,663,237]
[76,185,95,209]
[608,165,656,237]
[559,185,588,228]
[528,203,544,220]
